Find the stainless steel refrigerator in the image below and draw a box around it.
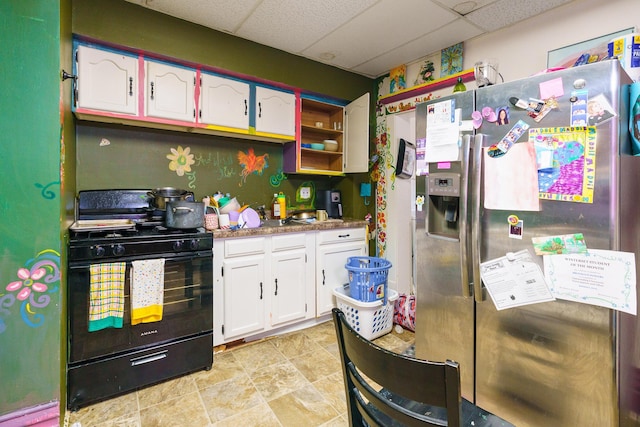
[414,60,640,427]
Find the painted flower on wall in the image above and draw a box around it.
[167,145,195,177]
[1,249,60,332]
[6,267,48,301]
[237,148,269,187]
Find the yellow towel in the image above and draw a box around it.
[130,259,165,325]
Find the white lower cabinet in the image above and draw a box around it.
[214,233,315,345]
[221,249,266,340]
[315,228,368,316]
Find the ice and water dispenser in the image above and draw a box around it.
[426,166,462,239]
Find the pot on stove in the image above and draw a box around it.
[165,201,204,229]
[148,187,194,210]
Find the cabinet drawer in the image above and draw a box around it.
[272,233,307,251]
[317,227,365,245]
[224,237,266,257]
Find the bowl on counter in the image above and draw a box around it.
[219,197,241,214]
[323,140,338,152]
[309,142,325,150]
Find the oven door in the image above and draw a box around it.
[68,251,213,364]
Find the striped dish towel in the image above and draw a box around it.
[130,259,165,325]
[88,262,126,332]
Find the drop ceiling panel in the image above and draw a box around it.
[352,18,483,76]
[302,0,461,69]
[132,0,262,33]
[124,0,579,77]
[235,0,378,53]
[465,0,573,32]
[434,0,499,15]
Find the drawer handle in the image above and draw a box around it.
[130,350,168,366]
[338,234,350,238]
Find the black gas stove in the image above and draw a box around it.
[69,189,212,261]
[69,224,212,261]
[67,189,214,411]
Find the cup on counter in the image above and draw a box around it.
[204,213,218,230]
[316,209,328,221]
[218,213,230,229]
[228,211,240,227]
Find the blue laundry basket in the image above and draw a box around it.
[345,256,391,304]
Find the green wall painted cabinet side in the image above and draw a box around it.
[0,0,72,421]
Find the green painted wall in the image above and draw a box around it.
[76,123,343,211]
[0,0,70,418]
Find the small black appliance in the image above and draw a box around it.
[316,189,343,218]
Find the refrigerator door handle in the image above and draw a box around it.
[458,134,471,297]
[470,134,484,302]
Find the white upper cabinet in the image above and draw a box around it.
[199,73,250,130]
[145,60,196,122]
[76,45,138,115]
[343,92,370,173]
[255,86,296,136]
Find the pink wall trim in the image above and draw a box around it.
[0,402,59,427]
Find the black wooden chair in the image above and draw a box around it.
[332,308,515,427]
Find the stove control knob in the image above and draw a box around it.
[189,239,199,250]
[92,245,105,257]
[173,240,184,251]
[112,244,125,256]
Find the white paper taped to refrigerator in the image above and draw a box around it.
[425,99,460,162]
[483,142,541,211]
[544,249,637,315]
[480,249,555,310]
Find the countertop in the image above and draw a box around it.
[211,218,368,239]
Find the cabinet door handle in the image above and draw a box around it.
[150,81,154,100]
[260,282,263,299]
[322,269,325,286]
[258,102,262,118]
[244,99,248,116]
[129,77,133,96]
[274,278,278,296]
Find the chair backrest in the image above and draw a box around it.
[333,308,463,427]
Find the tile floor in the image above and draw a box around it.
[66,320,415,427]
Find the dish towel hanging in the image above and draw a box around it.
[88,262,126,332]
[130,258,165,325]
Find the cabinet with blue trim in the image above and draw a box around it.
[145,59,196,122]
[199,72,250,131]
[283,93,369,175]
[72,39,296,143]
[75,44,139,116]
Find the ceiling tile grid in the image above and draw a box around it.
[125,0,578,77]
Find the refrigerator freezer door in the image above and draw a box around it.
[415,92,476,400]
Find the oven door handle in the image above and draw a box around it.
[69,252,211,269]
[130,350,168,366]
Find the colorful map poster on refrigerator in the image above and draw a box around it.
[530,126,596,203]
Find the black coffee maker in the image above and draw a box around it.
[316,190,342,218]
